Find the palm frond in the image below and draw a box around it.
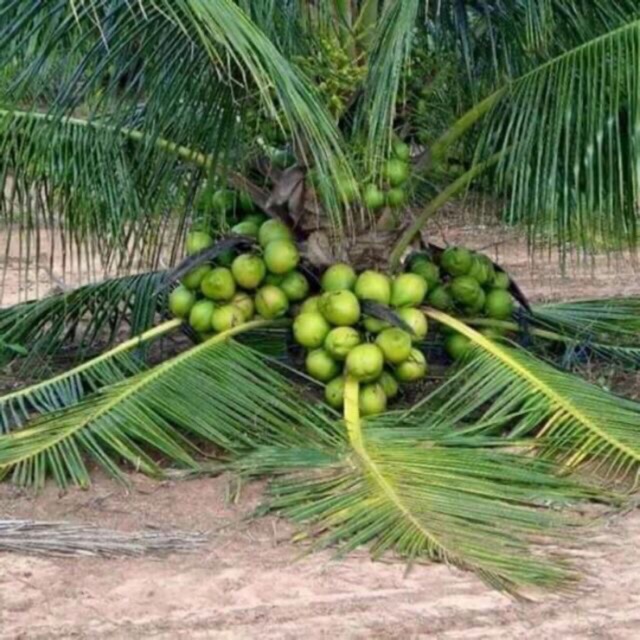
[0,271,167,370]
[0,319,181,434]
[0,0,352,287]
[356,0,420,172]
[238,378,596,595]
[0,321,341,488]
[425,310,640,484]
[472,17,640,255]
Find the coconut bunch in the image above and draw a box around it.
[169,209,519,416]
[409,247,517,358]
[169,215,305,339]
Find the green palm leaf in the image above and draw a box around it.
[0,319,181,433]
[472,18,640,254]
[239,378,596,595]
[0,271,167,370]
[0,321,338,488]
[425,310,640,483]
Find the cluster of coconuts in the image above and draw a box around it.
[168,205,517,416]
[411,247,516,359]
[169,215,306,340]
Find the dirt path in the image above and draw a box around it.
[1,219,640,638]
[2,473,640,640]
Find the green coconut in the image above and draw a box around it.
[359,383,387,417]
[181,264,213,291]
[263,239,300,275]
[231,292,255,321]
[484,289,514,320]
[392,140,411,161]
[186,231,214,256]
[363,316,391,333]
[468,255,495,286]
[255,285,290,319]
[492,271,511,290]
[427,285,453,311]
[258,219,293,247]
[293,312,331,349]
[363,184,385,211]
[306,349,341,382]
[319,290,361,326]
[230,220,260,239]
[280,271,310,302]
[216,248,236,267]
[265,272,285,286]
[244,212,268,227]
[321,263,357,292]
[390,273,428,308]
[396,308,428,342]
[441,247,473,276]
[325,375,346,410]
[169,286,197,319]
[211,305,245,333]
[386,187,407,208]
[375,328,413,365]
[189,300,216,333]
[201,267,236,301]
[354,271,392,305]
[445,333,472,360]
[450,276,482,306]
[394,348,427,382]
[384,159,410,186]
[378,371,399,399]
[409,257,440,288]
[324,327,361,360]
[299,295,321,314]
[231,254,266,289]
[345,344,384,382]
[463,288,486,316]
[212,189,236,214]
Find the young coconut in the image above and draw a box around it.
[319,290,361,326]
[375,328,413,365]
[169,286,197,319]
[485,289,514,320]
[363,184,385,211]
[306,349,341,382]
[427,285,453,311]
[321,263,357,292]
[441,247,473,276]
[293,313,331,349]
[299,295,321,314]
[189,300,216,333]
[280,271,310,302]
[211,305,246,333]
[264,239,300,275]
[186,231,214,256]
[450,276,482,307]
[324,327,362,360]
[325,375,346,409]
[363,317,391,333]
[181,264,213,290]
[394,348,428,382]
[201,267,237,301]
[230,220,260,238]
[386,188,407,208]
[345,344,384,382]
[492,271,511,290]
[231,254,266,289]
[258,219,293,247]
[378,371,399,400]
[445,333,472,360]
[255,285,290,319]
[396,308,428,342]
[359,383,388,416]
[409,257,440,288]
[384,158,410,186]
[390,273,428,308]
[231,292,255,321]
[354,271,392,305]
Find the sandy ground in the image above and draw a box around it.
[1,215,640,639]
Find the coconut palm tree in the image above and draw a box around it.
[1,0,640,594]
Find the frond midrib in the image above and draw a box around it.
[425,309,640,466]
